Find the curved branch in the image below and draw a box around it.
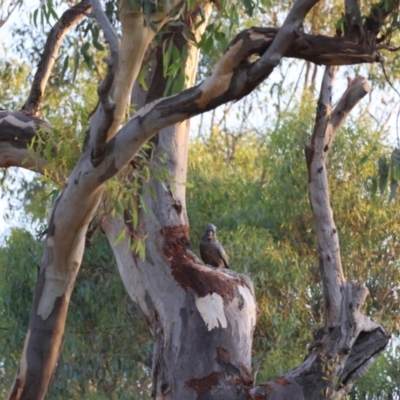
[0,144,46,173]
[21,0,92,116]
[98,28,379,180]
[249,0,319,85]
[2,23,382,175]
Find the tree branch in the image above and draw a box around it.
[249,0,320,85]
[2,22,383,175]
[0,0,22,29]
[306,67,371,325]
[345,0,364,41]
[89,0,119,166]
[21,0,91,116]
[246,70,389,400]
[330,75,371,137]
[0,111,48,173]
[99,27,379,181]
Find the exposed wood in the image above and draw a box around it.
[249,0,319,85]
[6,3,120,395]
[103,6,255,399]
[107,0,182,140]
[302,68,387,398]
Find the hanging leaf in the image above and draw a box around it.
[72,49,80,82]
[60,56,69,81]
[378,156,389,194]
[370,177,378,200]
[389,179,398,201]
[114,230,126,245]
[390,147,400,181]
[138,67,149,91]
[92,26,105,51]
[47,1,58,22]
[32,9,39,27]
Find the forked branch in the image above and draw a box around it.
[306,68,370,325]
[247,67,389,400]
[302,68,388,398]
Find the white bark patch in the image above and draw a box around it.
[0,114,37,129]
[38,261,79,319]
[195,293,227,330]
[237,285,257,326]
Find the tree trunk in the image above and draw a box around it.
[103,7,257,399]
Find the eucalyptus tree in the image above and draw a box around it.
[0,0,399,399]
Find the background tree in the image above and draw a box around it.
[1,0,400,399]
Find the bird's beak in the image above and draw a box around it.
[207,232,213,239]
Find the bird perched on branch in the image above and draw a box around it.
[200,223,230,269]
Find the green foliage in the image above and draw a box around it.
[187,104,400,394]
[0,229,152,399]
[0,59,31,110]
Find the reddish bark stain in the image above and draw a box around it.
[264,384,273,395]
[216,347,252,387]
[163,225,248,301]
[186,371,221,394]
[239,364,253,386]
[217,346,231,363]
[274,377,291,387]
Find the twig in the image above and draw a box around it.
[376,44,400,51]
[21,0,91,116]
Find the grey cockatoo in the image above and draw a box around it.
[200,223,230,269]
